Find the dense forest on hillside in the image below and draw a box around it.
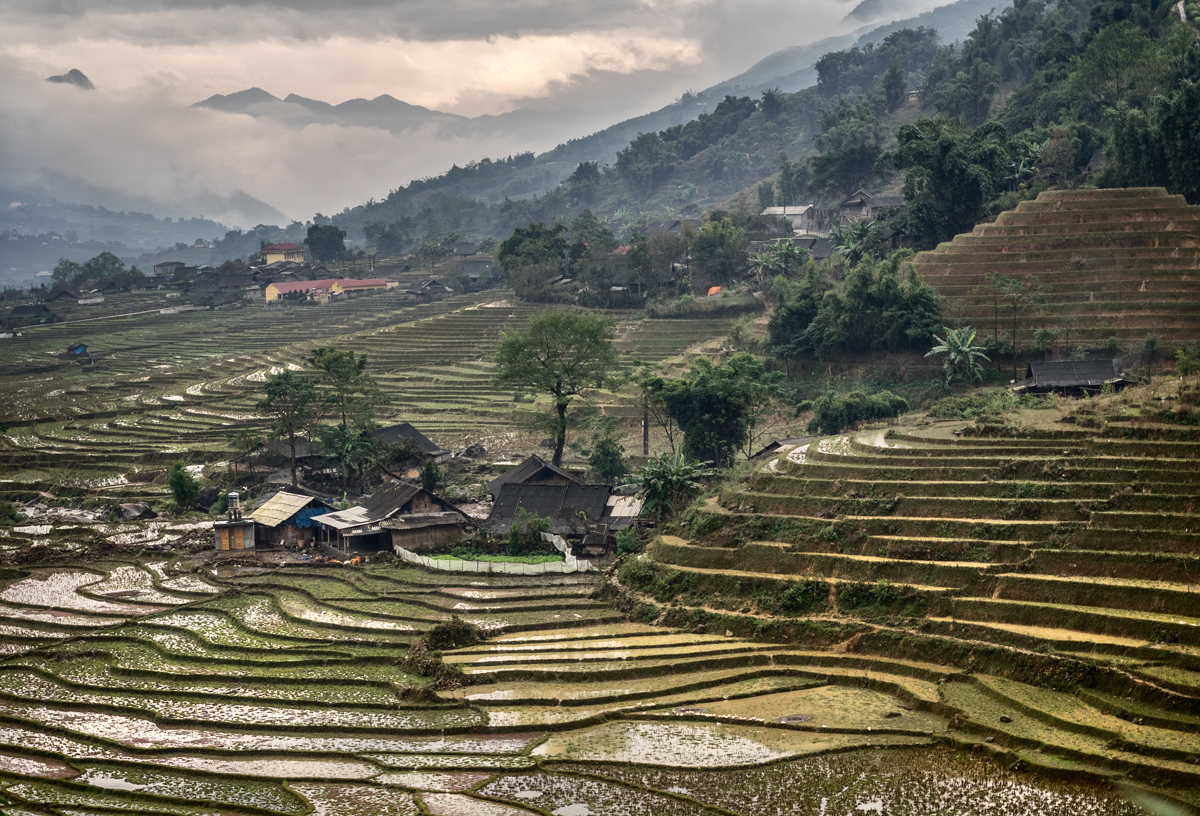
[334,0,1198,259]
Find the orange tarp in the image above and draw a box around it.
[707,286,722,296]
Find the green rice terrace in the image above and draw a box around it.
[910,187,1200,349]
[1,283,1199,812]
[0,546,1177,815]
[0,290,732,506]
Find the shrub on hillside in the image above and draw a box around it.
[806,390,908,435]
[926,392,1052,420]
[167,461,199,508]
[424,615,483,651]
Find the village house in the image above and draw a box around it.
[1010,360,1137,398]
[154,261,186,278]
[6,303,56,327]
[760,205,824,234]
[42,285,76,303]
[372,423,451,466]
[459,256,495,288]
[248,491,332,548]
[333,278,395,296]
[485,454,642,546]
[260,243,307,264]
[405,279,454,301]
[311,481,467,557]
[836,190,907,222]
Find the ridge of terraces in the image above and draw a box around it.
[623,377,1200,803]
[909,187,1200,347]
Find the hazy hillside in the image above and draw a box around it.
[323,0,1010,244]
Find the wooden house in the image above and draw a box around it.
[1011,360,1136,398]
[248,491,332,547]
[460,257,495,288]
[7,304,55,326]
[311,481,466,557]
[487,483,643,539]
[836,190,906,222]
[405,279,454,301]
[760,205,822,234]
[372,423,451,464]
[43,285,76,302]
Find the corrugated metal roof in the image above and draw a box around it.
[311,506,371,530]
[249,491,326,527]
[1028,360,1119,387]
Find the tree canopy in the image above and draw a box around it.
[492,310,622,466]
[257,370,319,488]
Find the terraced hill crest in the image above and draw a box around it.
[625,379,1200,803]
[909,187,1200,348]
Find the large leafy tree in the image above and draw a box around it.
[769,254,942,367]
[306,347,381,427]
[257,371,319,488]
[497,222,568,300]
[691,216,747,282]
[492,310,622,466]
[877,118,1010,248]
[305,224,347,263]
[643,353,780,467]
[808,95,886,201]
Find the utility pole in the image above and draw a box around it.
[642,393,649,457]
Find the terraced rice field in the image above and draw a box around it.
[0,291,736,508]
[909,186,1200,348]
[626,377,1200,810]
[0,555,1153,814]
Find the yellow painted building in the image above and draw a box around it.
[261,243,306,264]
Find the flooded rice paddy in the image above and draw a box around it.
[0,558,1179,815]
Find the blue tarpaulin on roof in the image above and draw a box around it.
[294,508,324,528]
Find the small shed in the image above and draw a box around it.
[66,341,87,356]
[1011,359,1136,397]
[249,491,332,547]
[214,493,256,551]
[488,455,581,497]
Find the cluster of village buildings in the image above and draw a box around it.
[215,421,641,562]
[4,241,498,329]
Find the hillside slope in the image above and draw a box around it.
[909,187,1200,350]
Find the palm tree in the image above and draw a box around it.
[831,219,880,266]
[926,326,990,386]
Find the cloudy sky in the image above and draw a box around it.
[0,0,927,227]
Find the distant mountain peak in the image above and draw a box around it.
[193,87,281,112]
[47,69,93,90]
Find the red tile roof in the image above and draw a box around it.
[269,279,340,294]
[338,278,387,289]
